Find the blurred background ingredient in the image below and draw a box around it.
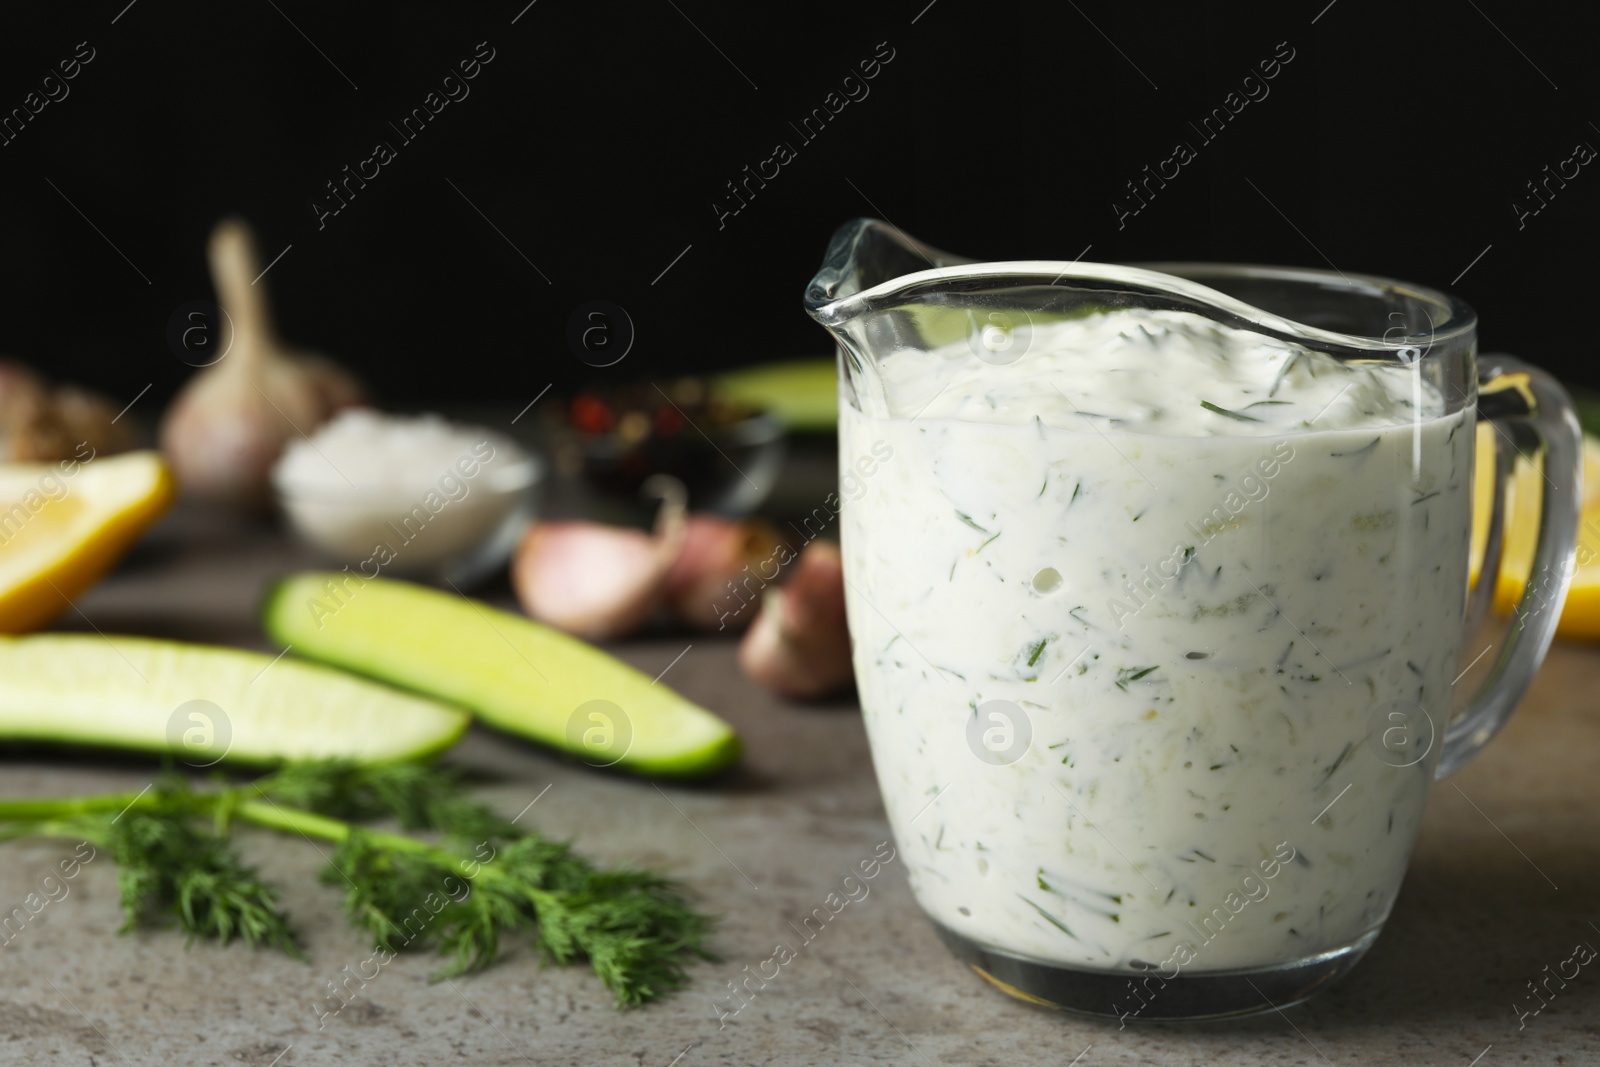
[738,540,853,700]
[160,219,365,511]
[663,514,786,631]
[0,451,173,633]
[711,358,838,433]
[513,475,804,641]
[512,474,689,641]
[0,360,140,461]
[543,379,784,517]
[274,409,539,586]
[1473,424,1600,638]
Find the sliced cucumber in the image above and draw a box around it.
[713,359,838,432]
[0,633,470,765]
[261,573,740,777]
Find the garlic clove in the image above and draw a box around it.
[511,522,670,641]
[738,540,854,700]
[663,515,787,631]
[510,475,689,641]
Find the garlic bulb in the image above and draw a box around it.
[160,219,365,511]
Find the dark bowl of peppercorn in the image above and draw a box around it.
[540,378,785,518]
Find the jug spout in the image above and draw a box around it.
[803,218,969,324]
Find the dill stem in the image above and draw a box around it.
[234,799,353,844]
[0,792,467,873]
[0,791,154,820]
[235,800,518,888]
[0,818,102,843]
[0,790,529,893]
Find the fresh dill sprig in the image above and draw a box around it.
[0,762,717,1009]
[109,788,302,957]
[319,822,715,1002]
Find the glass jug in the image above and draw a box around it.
[804,218,1580,1019]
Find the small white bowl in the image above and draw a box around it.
[273,413,543,586]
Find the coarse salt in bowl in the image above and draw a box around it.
[272,409,541,584]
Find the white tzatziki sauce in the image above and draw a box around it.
[839,308,1471,972]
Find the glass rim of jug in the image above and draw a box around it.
[803,217,1477,358]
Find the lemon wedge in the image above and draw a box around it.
[0,451,175,633]
[1470,424,1600,639]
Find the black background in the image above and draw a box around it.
[1,0,1594,414]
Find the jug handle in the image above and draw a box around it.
[1437,354,1582,779]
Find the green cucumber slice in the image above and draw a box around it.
[0,633,470,765]
[713,359,838,432]
[260,573,740,778]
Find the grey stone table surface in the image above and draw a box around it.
[2,501,1599,1067]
